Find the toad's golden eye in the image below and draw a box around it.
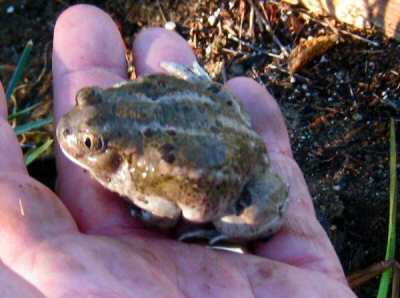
[80,133,106,152]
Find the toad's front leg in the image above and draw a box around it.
[130,195,181,229]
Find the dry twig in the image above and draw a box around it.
[246,0,289,57]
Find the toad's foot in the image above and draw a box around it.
[178,229,229,246]
[160,61,211,82]
[129,204,180,229]
[179,229,249,253]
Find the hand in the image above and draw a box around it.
[0,5,356,297]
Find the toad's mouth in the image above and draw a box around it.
[59,142,85,165]
[57,137,92,172]
[56,122,90,171]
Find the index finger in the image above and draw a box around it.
[53,4,138,233]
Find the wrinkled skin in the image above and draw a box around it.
[0,5,356,298]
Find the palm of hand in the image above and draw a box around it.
[0,5,356,298]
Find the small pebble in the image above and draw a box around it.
[164,21,176,31]
[6,6,15,14]
[352,113,363,121]
[208,15,217,26]
[205,45,212,57]
[208,8,220,26]
[320,55,328,63]
[332,184,341,191]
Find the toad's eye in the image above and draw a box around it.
[80,133,106,152]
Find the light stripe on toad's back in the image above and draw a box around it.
[108,91,260,141]
[98,113,265,173]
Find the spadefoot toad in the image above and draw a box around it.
[56,62,289,243]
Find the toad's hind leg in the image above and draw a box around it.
[160,61,211,82]
[214,168,289,242]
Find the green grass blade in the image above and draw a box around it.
[24,138,53,166]
[8,102,41,120]
[14,115,53,136]
[5,40,33,101]
[377,118,398,298]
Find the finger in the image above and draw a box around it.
[225,77,292,157]
[0,83,78,265]
[53,4,140,234]
[0,82,27,174]
[226,78,346,282]
[133,27,196,76]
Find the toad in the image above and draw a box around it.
[56,62,289,243]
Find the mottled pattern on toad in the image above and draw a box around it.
[56,62,289,243]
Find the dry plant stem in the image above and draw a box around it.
[248,4,255,39]
[156,0,167,23]
[227,34,259,50]
[239,0,245,49]
[248,0,264,33]
[9,95,18,124]
[298,11,379,47]
[347,260,399,288]
[322,126,363,151]
[246,0,289,57]
[223,24,237,37]
[222,47,246,55]
[226,35,284,60]
[337,28,379,47]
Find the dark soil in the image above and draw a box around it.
[1,1,400,297]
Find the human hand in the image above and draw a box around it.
[0,5,356,297]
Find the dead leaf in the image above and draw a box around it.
[288,34,339,74]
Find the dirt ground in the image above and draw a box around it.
[1,1,399,297]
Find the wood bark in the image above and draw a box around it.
[283,0,400,40]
